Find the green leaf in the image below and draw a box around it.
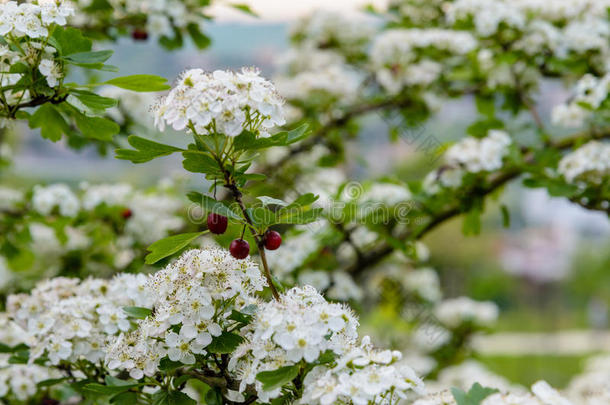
[284,193,319,210]
[28,104,69,142]
[70,108,119,141]
[70,90,117,113]
[204,389,223,405]
[37,377,68,387]
[231,3,258,16]
[500,204,510,228]
[274,207,323,225]
[105,376,136,387]
[167,392,196,405]
[256,365,300,391]
[145,231,207,264]
[207,332,244,354]
[104,75,171,92]
[186,23,211,49]
[475,94,495,118]
[182,151,222,175]
[50,26,92,55]
[187,192,242,221]
[158,357,184,372]
[451,383,499,405]
[64,50,113,64]
[233,124,310,151]
[257,196,288,207]
[110,391,138,405]
[152,390,197,405]
[462,206,482,236]
[116,135,184,163]
[123,306,152,319]
[82,383,135,396]
[228,309,254,326]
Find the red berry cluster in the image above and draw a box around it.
[206,212,282,259]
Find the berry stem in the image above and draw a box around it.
[222,168,280,300]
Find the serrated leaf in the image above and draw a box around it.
[64,50,113,64]
[207,332,244,354]
[274,207,323,225]
[104,75,171,92]
[50,26,92,56]
[187,192,242,221]
[123,306,152,319]
[256,365,300,391]
[28,104,69,142]
[182,151,222,175]
[145,231,207,264]
[110,391,138,405]
[116,135,184,163]
[186,23,211,49]
[451,383,499,405]
[37,377,68,387]
[158,357,183,372]
[231,3,258,16]
[257,196,288,207]
[71,110,119,141]
[82,383,135,396]
[70,90,117,113]
[233,124,310,151]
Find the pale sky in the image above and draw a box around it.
[210,0,389,22]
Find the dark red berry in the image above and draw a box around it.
[230,239,250,259]
[207,213,228,234]
[264,230,282,250]
[132,29,149,41]
[121,208,133,219]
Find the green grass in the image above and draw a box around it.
[478,354,588,388]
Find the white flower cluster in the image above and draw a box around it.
[106,248,265,379]
[71,0,208,38]
[558,141,610,184]
[229,285,359,401]
[423,130,512,194]
[388,0,446,25]
[266,227,321,277]
[0,0,73,92]
[0,186,23,211]
[1,182,185,292]
[370,29,477,94]
[371,264,442,303]
[154,68,285,137]
[0,1,73,38]
[6,274,150,366]
[435,297,499,329]
[32,183,80,217]
[566,353,610,404]
[552,73,610,128]
[275,24,366,106]
[289,10,374,58]
[275,63,363,105]
[32,181,184,246]
[445,130,512,173]
[358,183,412,208]
[300,336,425,405]
[0,315,60,401]
[446,0,610,70]
[296,270,364,302]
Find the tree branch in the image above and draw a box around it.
[347,128,610,276]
